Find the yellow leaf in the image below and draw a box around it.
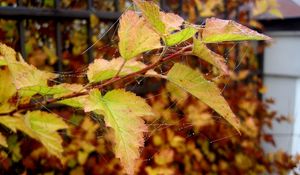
[269,8,283,19]
[118,10,162,60]
[25,111,68,158]
[133,0,184,35]
[167,63,240,132]
[253,0,268,16]
[85,89,154,175]
[0,69,17,113]
[87,57,158,83]
[133,0,166,34]
[193,37,229,74]
[202,18,271,43]
[0,132,7,147]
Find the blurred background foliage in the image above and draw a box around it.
[0,0,299,175]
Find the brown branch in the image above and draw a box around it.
[0,45,192,116]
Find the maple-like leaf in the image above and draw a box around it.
[165,27,197,46]
[202,18,271,43]
[167,63,240,132]
[0,116,36,138]
[25,111,68,158]
[84,89,154,175]
[0,132,8,147]
[0,112,68,158]
[87,57,158,83]
[118,10,162,60]
[192,37,228,74]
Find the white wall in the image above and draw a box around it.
[263,31,300,155]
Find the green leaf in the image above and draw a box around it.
[0,55,7,66]
[118,10,162,60]
[87,57,158,83]
[167,63,240,132]
[53,84,87,108]
[25,111,68,158]
[202,18,271,43]
[192,37,228,74]
[133,0,185,36]
[85,89,153,175]
[165,27,197,46]
[0,132,8,147]
[133,0,166,34]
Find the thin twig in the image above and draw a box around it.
[0,45,192,117]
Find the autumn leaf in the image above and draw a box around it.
[0,43,17,63]
[87,57,158,83]
[192,37,228,74]
[202,18,271,43]
[0,55,7,66]
[133,0,166,34]
[160,12,184,33]
[0,69,17,113]
[165,27,197,46]
[1,43,57,97]
[0,111,68,158]
[167,63,240,132]
[118,10,162,60]
[0,116,36,138]
[25,111,68,158]
[84,89,153,175]
[133,0,184,35]
[0,132,8,147]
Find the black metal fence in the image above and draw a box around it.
[0,0,264,79]
[0,0,126,73]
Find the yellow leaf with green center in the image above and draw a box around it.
[202,18,271,43]
[165,27,197,46]
[167,63,240,132]
[133,0,184,35]
[85,89,154,175]
[133,0,166,34]
[0,116,36,138]
[25,111,68,158]
[0,132,8,147]
[87,57,158,83]
[118,10,162,60]
[192,37,228,74]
